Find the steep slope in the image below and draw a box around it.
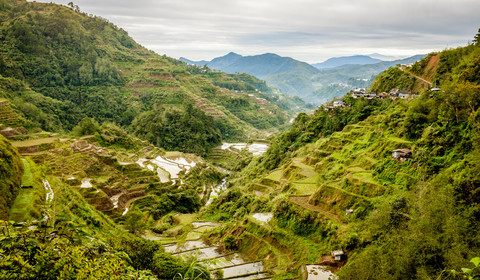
[312,55,382,69]
[202,33,480,279]
[0,134,23,219]
[187,51,424,105]
[193,52,321,101]
[0,132,210,279]
[179,57,209,66]
[0,0,296,156]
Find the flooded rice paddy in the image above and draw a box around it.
[306,265,337,280]
[80,178,93,188]
[136,155,197,183]
[165,240,270,280]
[219,142,269,156]
[251,213,273,223]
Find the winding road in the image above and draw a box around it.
[398,66,432,86]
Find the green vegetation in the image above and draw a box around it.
[0,134,23,219]
[0,0,299,156]
[131,103,221,156]
[201,31,480,279]
[1,1,480,279]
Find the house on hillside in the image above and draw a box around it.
[331,250,347,261]
[378,92,389,98]
[333,100,346,107]
[389,89,417,99]
[392,149,412,162]
[352,88,367,98]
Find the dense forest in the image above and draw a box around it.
[211,30,480,279]
[0,0,302,155]
[1,0,480,279]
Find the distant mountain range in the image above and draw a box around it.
[182,52,319,78]
[181,53,426,104]
[312,55,382,69]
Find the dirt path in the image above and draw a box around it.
[289,196,345,225]
[398,66,432,86]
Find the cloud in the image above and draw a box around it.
[31,0,480,62]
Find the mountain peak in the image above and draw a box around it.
[312,55,382,69]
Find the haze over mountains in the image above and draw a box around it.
[311,55,382,69]
[181,52,426,104]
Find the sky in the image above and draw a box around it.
[31,0,480,63]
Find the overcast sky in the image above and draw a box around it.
[31,0,480,63]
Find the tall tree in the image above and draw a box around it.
[474,28,480,46]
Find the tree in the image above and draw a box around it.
[72,117,100,136]
[473,28,480,46]
[124,211,145,234]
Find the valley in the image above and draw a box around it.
[1,1,480,280]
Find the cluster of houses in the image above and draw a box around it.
[351,88,419,100]
[324,88,420,110]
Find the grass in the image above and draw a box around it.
[388,136,412,144]
[265,170,283,181]
[175,213,197,225]
[21,158,34,186]
[352,172,377,184]
[9,188,36,222]
[10,158,40,222]
[11,137,58,148]
[292,183,319,196]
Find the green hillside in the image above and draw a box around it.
[1,0,480,279]
[201,32,480,279]
[0,0,301,155]
[188,51,425,105]
[0,134,23,219]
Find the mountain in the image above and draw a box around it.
[184,52,424,105]
[179,57,208,66]
[216,34,480,279]
[0,0,305,156]
[207,52,243,70]
[312,55,383,69]
[368,53,404,61]
[305,54,427,104]
[2,1,480,279]
[209,52,320,78]
[180,52,320,101]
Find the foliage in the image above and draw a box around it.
[202,188,271,221]
[135,188,202,220]
[0,134,23,220]
[0,0,299,157]
[223,235,237,250]
[474,28,480,46]
[0,219,155,279]
[131,103,221,156]
[72,117,100,136]
[254,97,386,172]
[369,67,417,92]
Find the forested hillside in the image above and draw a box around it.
[0,0,300,155]
[0,134,23,219]
[1,0,480,279]
[203,32,480,279]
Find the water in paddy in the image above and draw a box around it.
[306,265,337,280]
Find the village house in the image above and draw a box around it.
[333,100,346,107]
[378,91,389,98]
[331,250,347,261]
[351,88,367,98]
[392,149,412,162]
[389,89,418,99]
